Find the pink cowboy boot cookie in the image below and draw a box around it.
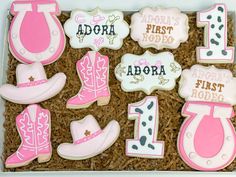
[5,105,52,168]
[9,0,65,65]
[178,65,236,171]
[67,51,110,109]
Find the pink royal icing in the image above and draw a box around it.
[5,104,52,168]
[67,51,110,109]
[178,101,236,171]
[74,130,102,145]
[9,0,65,65]
[17,79,48,88]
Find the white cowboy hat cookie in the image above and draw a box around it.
[0,62,66,104]
[57,115,120,160]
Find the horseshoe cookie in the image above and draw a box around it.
[9,0,66,65]
[178,101,236,171]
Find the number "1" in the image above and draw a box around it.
[126,96,164,158]
[197,4,234,63]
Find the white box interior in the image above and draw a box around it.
[0,0,236,176]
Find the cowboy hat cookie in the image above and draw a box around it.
[115,51,181,95]
[131,7,189,50]
[5,104,51,168]
[9,0,66,65]
[126,96,164,158]
[178,65,236,171]
[0,62,66,104]
[57,115,120,160]
[196,4,234,63]
[64,8,129,51]
[67,51,110,109]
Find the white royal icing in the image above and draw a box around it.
[196,4,234,63]
[131,7,189,50]
[115,51,182,95]
[126,96,164,158]
[179,65,236,105]
[64,8,129,51]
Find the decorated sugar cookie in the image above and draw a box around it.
[67,51,110,109]
[115,51,182,95]
[131,7,189,50]
[0,62,66,104]
[196,4,234,63]
[9,0,66,65]
[178,65,236,171]
[57,115,120,160]
[5,104,51,168]
[64,8,129,51]
[126,96,164,158]
[179,65,236,104]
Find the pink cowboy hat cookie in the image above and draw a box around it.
[57,115,120,160]
[0,62,66,104]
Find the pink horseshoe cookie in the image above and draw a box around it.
[9,0,65,65]
[178,101,236,171]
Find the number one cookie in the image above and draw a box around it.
[197,4,235,63]
[126,96,164,158]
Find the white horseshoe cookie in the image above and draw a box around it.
[131,7,189,50]
[115,51,182,95]
[64,8,129,51]
[9,0,66,65]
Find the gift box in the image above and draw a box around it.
[0,0,236,176]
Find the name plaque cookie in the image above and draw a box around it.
[115,51,182,95]
[64,8,130,51]
[131,7,189,50]
[179,65,236,104]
